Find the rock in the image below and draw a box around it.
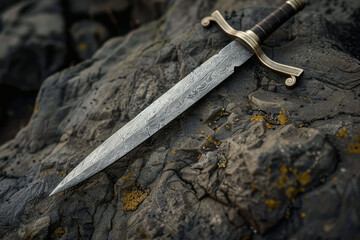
[0,0,21,11]
[131,0,168,26]
[0,0,66,91]
[64,0,131,15]
[0,0,360,239]
[64,0,168,35]
[137,147,168,188]
[0,172,60,234]
[70,20,110,60]
[196,124,337,233]
[17,215,50,239]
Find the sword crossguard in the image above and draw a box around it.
[202,0,305,87]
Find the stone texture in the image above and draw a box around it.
[0,0,360,239]
[0,0,66,91]
[70,20,110,60]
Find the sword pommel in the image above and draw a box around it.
[202,0,305,87]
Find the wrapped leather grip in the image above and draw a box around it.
[250,0,305,42]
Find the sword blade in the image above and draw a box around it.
[50,40,252,196]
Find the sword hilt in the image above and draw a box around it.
[201,0,305,87]
[249,0,305,43]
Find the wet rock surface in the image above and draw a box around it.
[0,0,360,239]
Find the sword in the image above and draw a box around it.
[50,0,305,196]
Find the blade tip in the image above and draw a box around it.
[49,185,62,197]
[49,189,57,197]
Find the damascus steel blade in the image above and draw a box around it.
[50,40,252,196]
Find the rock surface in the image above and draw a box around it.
[0,0,168,145]
[0,0,360,239]
[0,0,66,91]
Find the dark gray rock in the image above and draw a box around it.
[195,124,337,233]
[0,0,360,239]
[64,0,131,15]
[0,169,60,236]
[0,0,22,11]
[70,20,110,60]
[0,0,66,91]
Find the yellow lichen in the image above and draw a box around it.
[349,143,360,153]
[348,137,360,154]
[217,157,227,168]
[171,150,176,155]
[265,199,280,211]
[280,165,288,174]
[200,130,204,134]
[205,135,221,147]
[286,186,299,199]
[77,42,87,51]
[250,114,276,128]
[139,229,150,239]
[261,190,266,198]
[336,128,348,138]
[251,183,257,192]
[51,226,65,239]
[121,188,150,211]
[277,172,289,189]
[242,236,251,240]
[121,172,135,183]
[277,111,290,125]
[25,233,35,239]
[273,165,312,201]
[250,114,265,122]
[295,171,311,186]
[33,104,39,114]
[214,109,229,121]
[301,96,311,101]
